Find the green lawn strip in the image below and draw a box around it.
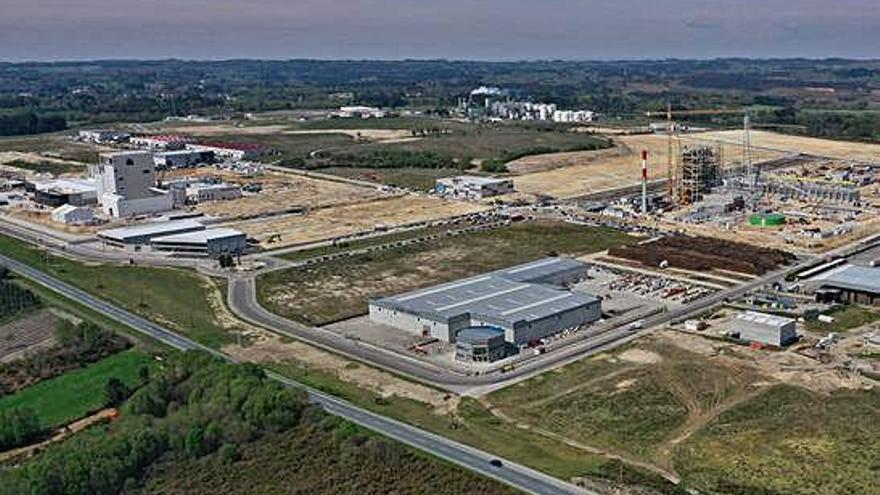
[674,385,880,495]
[0,235,234,348]
[0,349,153,428]
[806,305,880,333]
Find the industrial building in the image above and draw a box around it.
[369,258,599,351]
[150,228,248,255]
[187,142,270,161]
[51,204,95,225]
[732,311,798,347]
[130,134,192,151]
[435,176,515,199]
[90,151,173,218]
[97,218,205,247]
[153,150,215,170]
[77,129,130,144]
[809,264,880,306]
[454,327,507,362]
[28,178,98,207]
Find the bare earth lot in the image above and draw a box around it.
[233,195,487,248]
[511,133,782,199]
[0,310,61,363]
[697,129,880,161]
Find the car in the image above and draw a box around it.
[489,459,503,468]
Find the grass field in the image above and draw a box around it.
[806,305,880,333]
[0,235,238,348]
[2,159,84,175]
[0,349,152,428]
[257,221,635,325]
[675,385,880,495]
[0,134,101,164]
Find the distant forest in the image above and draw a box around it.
[2,59,880,140]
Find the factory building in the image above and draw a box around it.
[77,129,130,144]
[130,134,192,151]
[97,218,205,247]
[187,142,270,161]
[732,311,798,347]
[435,176,515,199]
[369,258,598,349]
[90,151,173,218]
[808,264,880,306]
[185,183,242,203]
[51,204,95,225]
[150,228,247,256]
[153,150,215,170]
[29,178,98,207]
[455,327,507,362]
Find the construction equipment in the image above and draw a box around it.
[644,106,748,206]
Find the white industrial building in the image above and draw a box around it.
[186,142,269,161]
[185,183,242,203]
[335,106,386,119]
[369,258,599,345]
[150,228,248,256]
[77,129,130,144]
[435,176,515,199]
[732,311,798,347]
[51,204,95,225]
[90,151,173,218]
[552,110,595,123]
[30,178,98,207]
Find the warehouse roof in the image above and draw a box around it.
[151,228,245,245]
[98,219,204,242]
[735,311,795,328]
[493,257,586,283]
[372,258,596,326]
[810,264,880,295]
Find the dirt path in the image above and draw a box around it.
[0,408,117,463]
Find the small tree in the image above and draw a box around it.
[105,377,132,407]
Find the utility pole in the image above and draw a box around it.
[641,150,649,214]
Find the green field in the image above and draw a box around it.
[0,134,99,164]
[806,305,880,333]
[0,349,152,428]
[676,385,880,495]
[318,166,462,191]
[2,159,85,175]
[0,235,237,348]
[258,221,635,325]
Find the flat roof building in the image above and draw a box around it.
[435,176,515,199]
[150,228,247,256]
[808,264,880,306]
[369,258,597,345]
[732,311,798,347]
[97,219,205,247]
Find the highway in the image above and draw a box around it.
[0,252,591,495]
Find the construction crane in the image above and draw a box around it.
[644,106,748,204]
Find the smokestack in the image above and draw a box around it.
[641,150,649,214]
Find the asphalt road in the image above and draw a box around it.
[0,252,591,495]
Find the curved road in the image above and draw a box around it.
[0,252,590,495]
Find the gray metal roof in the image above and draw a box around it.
[98,219,205,242]
[810,264,880,295]
[735,311,795,328]
[372,258,596,327]
[151,228,245,245]
[491,257,586,283]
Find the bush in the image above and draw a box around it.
[0,408,44,450]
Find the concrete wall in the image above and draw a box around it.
[102,192,173,218]
[368,304,463,342]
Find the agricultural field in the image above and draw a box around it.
[698,129,880,161]
[0,134,106,165]
[0,310,61,364]
[511,133,782,199]
[0,348,152,428]
[257,221,635,325]
[234,195,487,249]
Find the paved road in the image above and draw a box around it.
[0,252,591,495]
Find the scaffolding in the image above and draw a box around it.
[676,144,722,205]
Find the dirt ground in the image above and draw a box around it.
[696,129,880,161]
[232,195,488,248]
[0,309,61,363]
[511,133,782,199]
[166,167,385,220]
[0,151,87,174]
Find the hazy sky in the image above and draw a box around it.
[2,0,879,61]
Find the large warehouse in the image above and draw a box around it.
[369,258,599,346]
[150,228,247,255]
[808,264,880,306]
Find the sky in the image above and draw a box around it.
[2,0,879,61]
